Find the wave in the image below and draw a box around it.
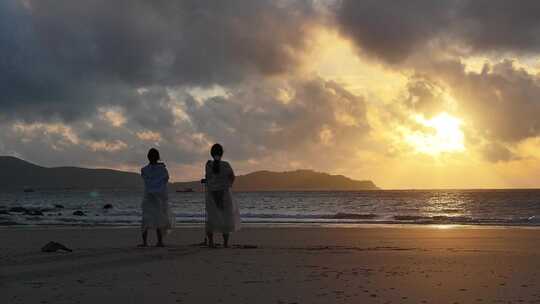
[329,212,378,219]
[391,214,540,225]
[236,212,378,220]
[3,210,540,227]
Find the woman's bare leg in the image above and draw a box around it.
[138,229,148,247]
[223,233,229,248]
[206,232,215,248]
[156,229,164,247]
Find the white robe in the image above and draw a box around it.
[141,163,174,231]
[205,161,241,233]
[141,192,174,231]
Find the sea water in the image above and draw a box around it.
[1,189,540,227]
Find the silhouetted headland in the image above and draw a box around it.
[0,156,378,191]
[174,169,378,191]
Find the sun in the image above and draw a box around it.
[405,113,465,155]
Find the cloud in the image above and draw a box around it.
[403,76,453,117]
[86,140,128,152]
[0,74,371,177]
[10,121,128,152]
[335,0,540,65]
[4,0,540,184]
[181,77,370,162]
[481,142,517,163]
[454,1,540,54]
[386,59,540,161]
[12,122,80,146]
[136,130,162,143]
[98,107,127,127]
[0,0,320,120]
[434,60,540,144]
[336,0,456,64]
[334,1,540,163]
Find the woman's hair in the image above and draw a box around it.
[210,143,224,174]
[147,148,160,164]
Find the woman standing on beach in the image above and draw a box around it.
[204,143,241,248]
[139,148,173,247]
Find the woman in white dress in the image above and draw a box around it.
[204,143,241,248]
[139,148,173,247]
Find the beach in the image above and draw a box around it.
[2,226,540,304]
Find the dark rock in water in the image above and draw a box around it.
[54,204,65,209]
[103,204,113,209]
[25,210,44,216]
[41,241,73,252]
[73,210,85,216]
[57,212,62,216]
[9,207,28,213]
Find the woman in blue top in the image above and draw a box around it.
[139,148,173,247]
[205,144,241,248]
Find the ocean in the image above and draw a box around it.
[1,189,540,227]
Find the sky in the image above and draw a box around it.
[3,0,540,189]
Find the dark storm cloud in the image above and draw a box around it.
[182,77,369,161]
[336,0,540,64]
[123,88,176,130]
[336,0,457,64]
[0,0,318,120]
[0,76,370,170]
[455,1,540,53]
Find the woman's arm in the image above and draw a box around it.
[163,167,169,184]
[205,160,211,180]
[227,162,235,185]
[141,168,147,181]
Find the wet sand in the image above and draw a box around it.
[1,226,540,303]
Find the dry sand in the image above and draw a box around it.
[1,226,540,303]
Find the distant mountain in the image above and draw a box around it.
[0,156,142,190]
[172,169,379,191]
[0,156,379,191]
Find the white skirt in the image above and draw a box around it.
[141,192,174,231]
[205,188,241,233]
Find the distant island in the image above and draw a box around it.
[0,156,379,191]
[173,170,378,191]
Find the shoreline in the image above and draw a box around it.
[2,222,540,230]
